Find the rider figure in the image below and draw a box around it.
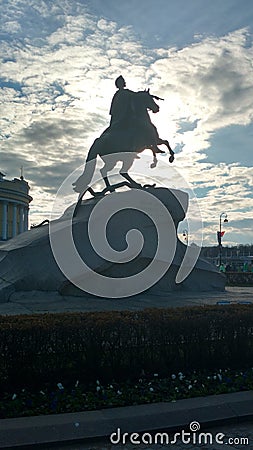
[109,75,135,127]
[109,76,173,163]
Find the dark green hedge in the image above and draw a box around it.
[1,305,253,391]
[226,272,253,286]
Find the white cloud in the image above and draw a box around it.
[150,28,253,142]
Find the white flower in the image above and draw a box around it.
[154,373,158,377]
[213,375,217,380]
[75,380,79,388]
[96,380,100,385]
[149,387,154,392]
[12,394,17,400]
[194,380,197,384]
[175,387,179,392]
[178,372,183,377]
[109,385,114,389]
[179,375,184,381]
[40,390,45,396]
[188,385,193,390]
[96,386,101,392]
[57,383,64,390]
[217,374,222,381]
[171,374,176,380]
[117,390,122,395]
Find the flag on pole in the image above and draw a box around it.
[217,231,225,245]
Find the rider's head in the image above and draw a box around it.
[115,75,126,89]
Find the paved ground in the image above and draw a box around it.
[42,421,253,449]
[0,286,253,315]
[1,391,253,449]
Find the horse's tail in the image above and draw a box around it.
[72,140,99,193]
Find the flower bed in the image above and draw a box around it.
[1,368,253,419]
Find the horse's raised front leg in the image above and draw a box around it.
[149,144,165,168]
[157,138,174,163]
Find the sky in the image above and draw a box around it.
[1,0,253,247]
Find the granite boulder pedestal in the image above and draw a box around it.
[0,187,225,302]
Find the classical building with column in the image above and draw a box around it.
[0,172,33,241]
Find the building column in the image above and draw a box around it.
[12,204,17,237]
[2,202,7,240]
[19,206,24,234]
[24,207,29,231]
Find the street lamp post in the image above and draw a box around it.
[218,213,228,267]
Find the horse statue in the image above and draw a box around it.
[72,89,174,206]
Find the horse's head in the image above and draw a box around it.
[136,89,160,114]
